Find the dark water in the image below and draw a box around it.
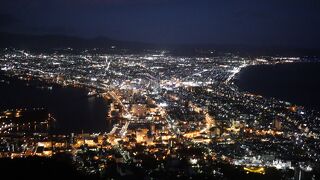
[236,62,320,110]
[0,74,112,133]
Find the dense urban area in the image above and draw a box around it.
[0,48,319,179]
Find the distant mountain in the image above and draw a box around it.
[0,32,150,50]
[1,32,320,56]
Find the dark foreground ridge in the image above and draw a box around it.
[0,156,97,180]
[0,156,289,180]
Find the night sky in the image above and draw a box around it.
[1,0,320,48]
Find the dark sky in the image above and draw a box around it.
[1,0,320,48]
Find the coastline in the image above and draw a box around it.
[233,61,320,110]
[0,72,112,134]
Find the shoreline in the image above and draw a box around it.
[233,61,320,110]
[0,72,112,134]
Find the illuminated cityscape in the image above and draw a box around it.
[0,49,319,179]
